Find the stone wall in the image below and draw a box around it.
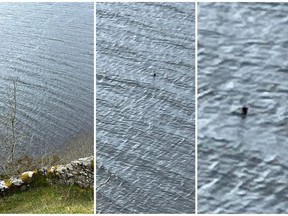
[0,156,94,197]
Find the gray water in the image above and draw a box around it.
[198,3,288,213]
[96,3,195,213]
[0,3,93,156]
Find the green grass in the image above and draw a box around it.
[0,184,94,214]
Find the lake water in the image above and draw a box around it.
[198,3,288,213]
[96,2,195,213]
[0,3,94,157]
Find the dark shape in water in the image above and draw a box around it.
[153,73,156,77]
[241,106,248,116]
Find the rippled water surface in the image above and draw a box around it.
[198,3,288,213]
[96,3,195,213]
[0,3,93,155]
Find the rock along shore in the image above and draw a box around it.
[0,156,94,197]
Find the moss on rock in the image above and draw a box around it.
[4,180,11,188]
[19,173,29,183]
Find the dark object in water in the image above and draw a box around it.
[153,73,156,77]
[241,106,248,115]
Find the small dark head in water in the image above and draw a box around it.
[241,106,248,116]
[153,73,156,77]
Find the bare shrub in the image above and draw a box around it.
[0,78,93,176]
[0,78,23,174]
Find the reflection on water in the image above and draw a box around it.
[96,2,195,213]
[198,2,288,213]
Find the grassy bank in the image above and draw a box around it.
[0,184,94,214]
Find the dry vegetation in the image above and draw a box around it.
[0,183,94,214]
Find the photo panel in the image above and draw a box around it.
[0,3,94,213]
[198,2,288,213]
[96,2,195,214]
